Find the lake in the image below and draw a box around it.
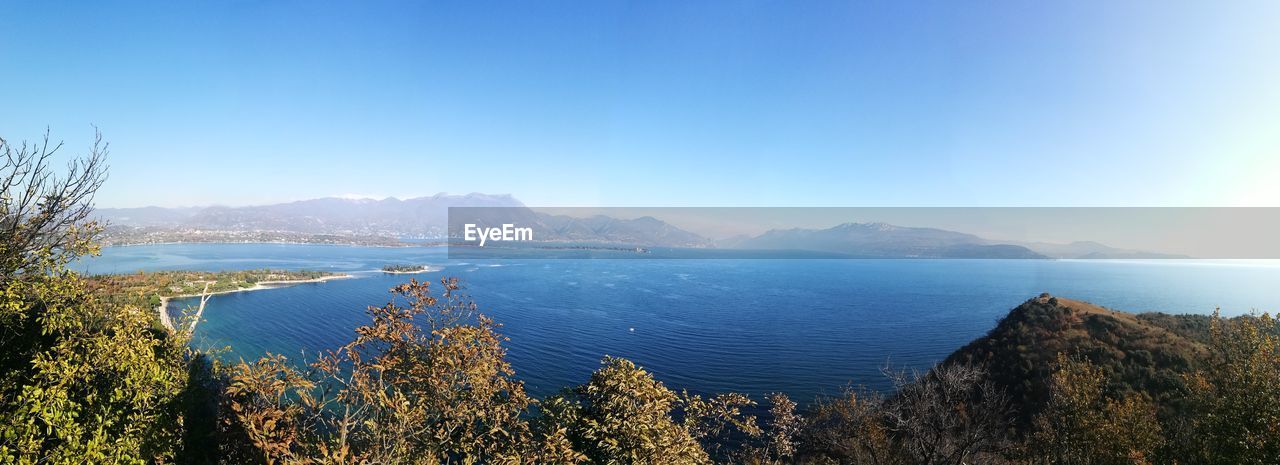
[80,243,1280,402]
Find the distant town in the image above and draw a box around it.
[100,226,422,247]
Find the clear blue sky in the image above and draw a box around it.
[2,1,1277,208]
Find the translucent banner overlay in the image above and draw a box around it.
[446,207,1280,259]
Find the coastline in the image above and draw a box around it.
[155,274,354,332]
[109,241,446,249]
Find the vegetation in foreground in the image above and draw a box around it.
[2,131,1278,464]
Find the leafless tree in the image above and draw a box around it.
[0,128,107,280]
[882,362,1015,465]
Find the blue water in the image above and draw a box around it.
[80,244,1280,402]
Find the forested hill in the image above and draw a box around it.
[945,294,1212,427]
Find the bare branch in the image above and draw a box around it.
[0,128,109,281]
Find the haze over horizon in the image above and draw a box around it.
[98,197,1280,258]
[3,1,1279,208]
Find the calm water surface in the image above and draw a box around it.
[80,244,1280,401]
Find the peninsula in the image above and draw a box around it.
[89,269,352,332]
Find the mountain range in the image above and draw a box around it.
[97,193,524,238]
[96,195,1185,258]
[729,222,1046,258]
[97,194,714,248]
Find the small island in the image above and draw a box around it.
[381,264,434,274]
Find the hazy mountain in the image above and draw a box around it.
[99,193,525,238]
[189,193,525,236]
[712,234,755,249]
[93,206,201,227]
[443,207,713,247]
[1015,240,1192,259]
[96,195,713,247]
[534,214,713,247]
[730,222,1047,258]
[98,199,1178,257]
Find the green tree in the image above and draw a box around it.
[541,357,759,465]
[222,278,576,464]
[1030,354,1163,465]
[0,130,190,464]
[1181,311,1280,465]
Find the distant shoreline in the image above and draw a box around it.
[110,241,447,249]
[156,274,354,332]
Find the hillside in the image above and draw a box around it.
[944,294,1211,427]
